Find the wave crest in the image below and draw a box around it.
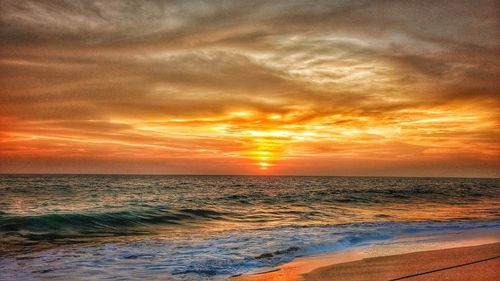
[0,206,224,240]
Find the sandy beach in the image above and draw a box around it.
[233,242,500,281]
[304,242,499,281]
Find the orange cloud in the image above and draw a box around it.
[0,0,499,176]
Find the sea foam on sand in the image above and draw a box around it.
[232,228,500,281]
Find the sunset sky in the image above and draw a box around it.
[0,0,499,176]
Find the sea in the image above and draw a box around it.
[0,175,499,280]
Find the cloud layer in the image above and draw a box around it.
[1,0,499,176]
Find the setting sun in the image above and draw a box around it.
[258,162,270,170]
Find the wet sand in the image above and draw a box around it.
[303,242,499,281]
[232,235,500,281]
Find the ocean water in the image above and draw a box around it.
[0,175,499,280]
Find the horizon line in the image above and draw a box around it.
[1,172,498,179]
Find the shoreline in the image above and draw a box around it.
[232,229,500,281]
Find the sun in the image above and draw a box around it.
[259,162,270,170]
[240,128,291,172]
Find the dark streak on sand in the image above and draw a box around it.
[389,255,500,280]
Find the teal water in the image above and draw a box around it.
[0,175,499,280]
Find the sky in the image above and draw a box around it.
[0,0,499,177]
